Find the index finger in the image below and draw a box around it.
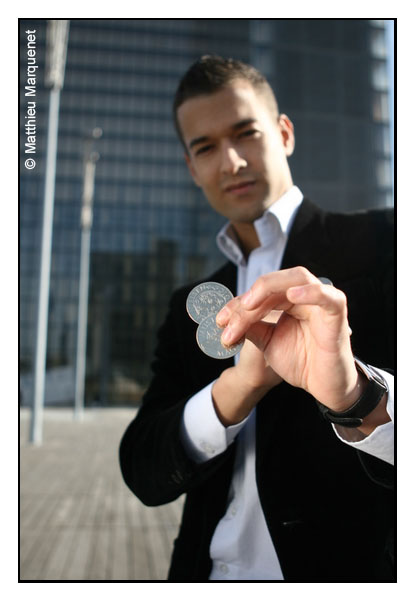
[240,267,318,311]
[216,295,244,328]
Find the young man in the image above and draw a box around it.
[120,56,394,582]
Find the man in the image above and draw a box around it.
[119,56,394,582]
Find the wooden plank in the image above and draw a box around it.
[61,528,93,581]
[85,526,111,580]
[20,495,63,576]
[20,529,61,581]
[41,528,74,580]
[107,487,129,580]
[123,493,153,580]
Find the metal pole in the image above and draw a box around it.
[74,131,102,420]
[30,88,60,444]
[30,20,69,444]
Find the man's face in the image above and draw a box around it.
[177,79,295,225]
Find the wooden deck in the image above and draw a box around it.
[19,407,184,581]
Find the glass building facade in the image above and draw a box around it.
[19,19,394,406]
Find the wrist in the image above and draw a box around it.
[316,357,389,429]
[212,366,268,427]
[340,370,369,411]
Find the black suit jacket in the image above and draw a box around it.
[119,199,395,582]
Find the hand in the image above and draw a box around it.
[211,311,282,427]
[216,267,360,412]
[233,310,283,391]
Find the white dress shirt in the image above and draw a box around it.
[180,186,394,580]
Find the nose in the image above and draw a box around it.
[220,144,247,175]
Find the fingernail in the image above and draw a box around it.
[221,326,233,344]
[241,289,252,307]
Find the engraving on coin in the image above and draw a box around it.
[186,282,234,324]
[196,314,243,359]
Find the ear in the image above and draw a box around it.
[278,114,295,157]
[184,153,202,187]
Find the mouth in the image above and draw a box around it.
[224,180,256,195]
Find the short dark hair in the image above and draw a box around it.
[173,55,279,150]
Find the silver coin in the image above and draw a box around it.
[196,313,244,360]
[186,282,234,324]
[318,277,333,286]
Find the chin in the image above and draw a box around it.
[232,204,267,224]
[211,196,268,224]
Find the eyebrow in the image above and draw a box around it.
[188,118,257,151]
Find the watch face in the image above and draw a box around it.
[371,371,388,390]
[355,358,388,392]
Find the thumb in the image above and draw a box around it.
[245,321,275,353]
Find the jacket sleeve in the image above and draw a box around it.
[119,287,234,506]
[333,208,395,488]
[357,450,394,489]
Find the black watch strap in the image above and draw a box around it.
[317,357,388,428]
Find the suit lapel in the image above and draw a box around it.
[212,260,237,295]
[281,198,332,277]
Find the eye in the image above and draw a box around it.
[238,129,259,139]
[195,144,214,156]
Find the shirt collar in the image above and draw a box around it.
[267,185,303,236]
[216,186,304,266]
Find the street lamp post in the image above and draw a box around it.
[74,129,102,420]
[30,20,69,445]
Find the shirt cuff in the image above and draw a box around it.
[180,381,249,463]
[333,367,394,465]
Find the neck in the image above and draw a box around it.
[230,222,260,259]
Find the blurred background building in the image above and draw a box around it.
[19,19,394,408]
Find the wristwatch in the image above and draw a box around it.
[316,357,388,428]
